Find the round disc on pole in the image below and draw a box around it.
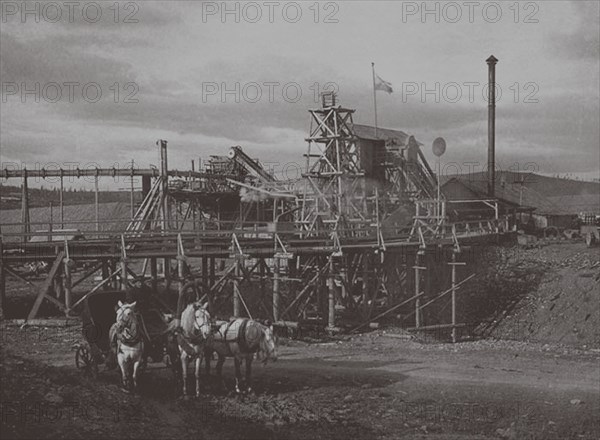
[432,137,447,157]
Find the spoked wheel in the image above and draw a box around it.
[75,343,99,378]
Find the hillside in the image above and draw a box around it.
[447,171,600,197]
[474,243,600,348]
[0,202,132,241]
[0,184,136,210]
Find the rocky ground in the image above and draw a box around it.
[483,242,600,347]
[1,323,599,439]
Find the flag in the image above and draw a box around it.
[374,74,393,94]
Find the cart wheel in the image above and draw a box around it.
[75,344,99,378]
[585,232,595,248]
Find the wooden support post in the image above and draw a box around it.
[120,235,129,291]
[327,257,335,329]
[233,259,241,317]
[451,252,457,343]
[340,264,347,300]
[159,139,169,228]
[59,173,64,229]
[272,256,280,321]
[177,234,186,302]
[209,257,215,286]
[21,170,30,243]
[202,257,208,288]
[361,253,370,318]
[48,202,53,241]
[319,258,327,321]
[178,257,185,302]
[164,258,170,286]
[130,159,135,219]
[447,251,466,343]
[288,257,296,301]
[0,238,5,320]
[53,274,63,299]
[414,250,425,328]
[101,260,110,291]
[94,175,100,232]
[121,258,129,290]
[109,260,117,290]
[192,201,197,231]
[63,258,72,315]
[150,257,158,292]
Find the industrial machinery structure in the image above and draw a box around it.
[0,59,509,341]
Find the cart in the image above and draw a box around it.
[74,289,178,379]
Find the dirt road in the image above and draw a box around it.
[1,324,599,440]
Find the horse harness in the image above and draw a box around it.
[215,318,260,356]
[177,317,258,358]
[177,312,211,357]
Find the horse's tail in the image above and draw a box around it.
[244,321,262,351]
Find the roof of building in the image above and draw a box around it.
[442,172,600,215]
[545,194,600,215]
[442,176,530,210]
[352,124,418,145]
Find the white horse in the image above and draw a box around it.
[205,318,277,393]
[177,301,211,399]
[109,301,144,392]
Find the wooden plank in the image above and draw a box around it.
[27,251,65,321]
[381,333,413,340]
[5,318,78,327]
[406,323,468,331]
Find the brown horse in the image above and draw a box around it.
[205,318,277,393]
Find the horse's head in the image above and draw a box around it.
[192,301,211,339]
[115,301,140,342]
[257,321,277,364]
[116,300,137,325]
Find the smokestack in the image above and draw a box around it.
[486,55,498,198]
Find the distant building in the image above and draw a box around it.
[441,172,600,230]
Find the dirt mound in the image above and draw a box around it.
[475,243,600,348]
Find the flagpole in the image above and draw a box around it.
[371,62,378,138]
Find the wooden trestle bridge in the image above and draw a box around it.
[0,93,512,339]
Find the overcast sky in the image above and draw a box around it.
[1,1,598,189]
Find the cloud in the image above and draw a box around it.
[0,31,137,86]
[0,1,598,182]
[551,1,600,61]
